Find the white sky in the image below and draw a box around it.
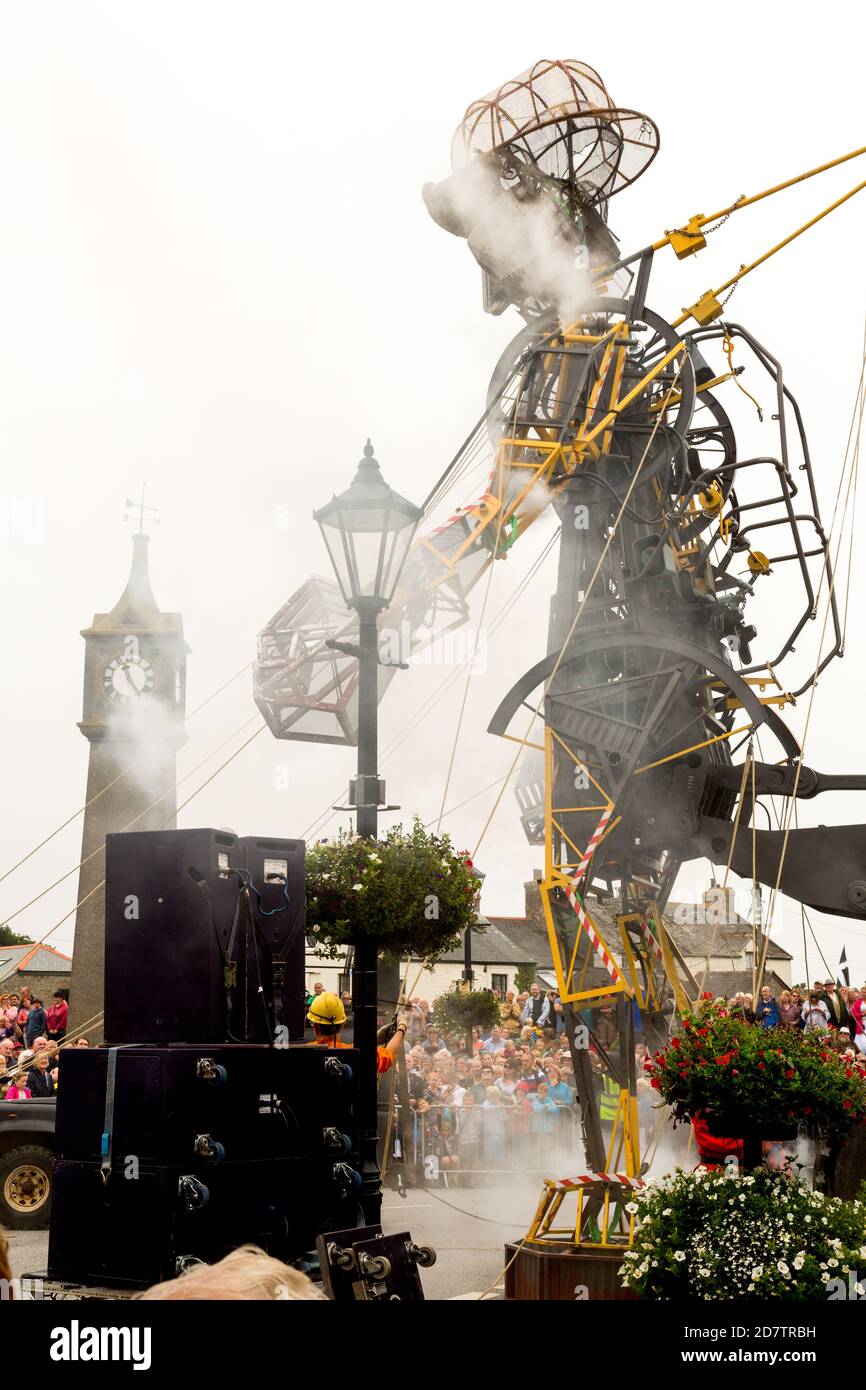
[2,0,865,985]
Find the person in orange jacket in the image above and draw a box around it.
[305,992,409,1074]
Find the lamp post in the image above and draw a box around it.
[462,868,485,1057]
[314,440,422,1225]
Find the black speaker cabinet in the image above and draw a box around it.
[104,828,306,1045]
[238,835,306,1044]
[104,828,241,1044]
[47,1158,317,1288]
[53,1044,358,1165]
[48,1044,362,1289]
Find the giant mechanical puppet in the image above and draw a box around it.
[255,61,866,1178]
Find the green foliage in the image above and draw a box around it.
[305,820,478,963]
[646,997,866,1140]
[432,988,502,1037]
[514,962,538,993]
[0,924,33,946]
[621,1167,866,1300]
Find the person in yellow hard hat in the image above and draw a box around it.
[306,992,410,1075]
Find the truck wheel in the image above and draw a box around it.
[0,1146,53,1229]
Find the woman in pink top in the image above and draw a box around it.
[5,1075,31,1100]
[851,989,866,1055]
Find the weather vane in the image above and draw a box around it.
[122,485,160,536]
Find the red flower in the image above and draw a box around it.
[701,992,713,1000]
[671,1038,681,1049]
[757,1062,766,1070]
[650,1078,661,1090]
[785,1069,795,1079]
[844,1101,853,1109]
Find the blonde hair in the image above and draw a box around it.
[0,1224,12,1295]
[138,1245,324,1301]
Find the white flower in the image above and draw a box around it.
[624,1202,638,1214]
[827,1258,839,1268]
[855,1283,865,1296]
[662,1208,673,1217]
[367,852,380,863]
[777,1261,790,1279]
[352,883,363,891]
[821,1272,831,1283]
[673,1251,686,1262]
[751,1265,764,1280]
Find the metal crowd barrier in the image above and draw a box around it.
[390,1101,582,1183]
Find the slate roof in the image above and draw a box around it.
[663,907,792,961]
[414,918,534,967]
[0,942,73,983]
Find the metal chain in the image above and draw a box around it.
[702,195,745,236]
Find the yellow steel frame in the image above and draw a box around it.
[526,1179,639,1249]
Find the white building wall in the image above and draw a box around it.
[304,948,518,1002]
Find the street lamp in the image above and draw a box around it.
[462,868,485,1056]
[314,439,422,1225]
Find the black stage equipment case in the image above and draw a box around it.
[47,1043,361,1289]
[103,828,306,1045]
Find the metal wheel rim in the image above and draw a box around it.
[3,1163,50,1214]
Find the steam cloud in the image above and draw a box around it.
[424,159,591,325]
[106,697,181,810]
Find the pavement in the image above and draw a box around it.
[7,1180,537,1301]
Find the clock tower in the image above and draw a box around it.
[70,529,188,1036]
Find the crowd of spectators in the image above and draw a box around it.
[0,989,86,1100]
[724,979,866,1053]
[400,985,586,1180]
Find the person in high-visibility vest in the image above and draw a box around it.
[598,1071,621,1125]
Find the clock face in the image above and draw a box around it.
[102,655,156,702]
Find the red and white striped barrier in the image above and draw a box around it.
[570,805,613,888]
[636,912,665,966]
[563,886,624,985]
[554,1173,646,1190]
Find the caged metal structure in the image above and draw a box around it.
[256,61,866,1183]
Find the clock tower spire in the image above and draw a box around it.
[70,517,188,1037]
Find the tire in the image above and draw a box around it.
[0,1146,53,1229]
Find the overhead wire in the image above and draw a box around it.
[8,721,268,954]
[469,358,687,860]
[2,711,264,927]
[0,659,254,887]
[435,357,529,831]
[300,522,560,842]
[753,319,866,996]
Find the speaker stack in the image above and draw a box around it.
[48,828,362,1291]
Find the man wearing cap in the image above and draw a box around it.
[305,992,410,1074]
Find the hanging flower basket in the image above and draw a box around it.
[645,996,866,1142]
[305,819,479,963]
